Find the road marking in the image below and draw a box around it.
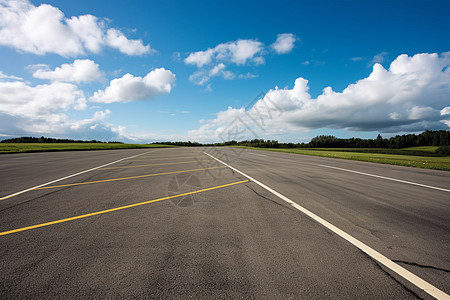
[204,152,450,300]
[127,156,200,162]
[33,166,226,190]
[0,150,157,201]
[99,160,213,170]
[251,153,266,157]
[0,179,249,236]
[319,164,450,193]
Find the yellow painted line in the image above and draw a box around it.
[32,166,226,190]
[0,150,157,201]
[99,160,213,170]
[0,180,249,236]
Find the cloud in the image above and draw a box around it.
[0,70,22,81]
[184,39,264,67]
[66,14,105,53]
[105,28,150,56]
[189,52,450,142]
[0,72,126,140]
[110,126,187,143]
[0,70,177,142]
[370,52,388,65]
[219,39,265,65]
[89,68,175,103]
[0,80,86,119]
[238,72,259,79]
[0,77,106,137]
[0,0,151,56]
[189,63,236,85]
[271,33,296,54]
[185,49,215,68]
[441,107,450,116]
[184,35,297,86]
[32,59,105,83]
[171,51,182,61]
[188,63,257,86]
[204,84,213,92]
[0,109,119,141]
[301,60,325,66]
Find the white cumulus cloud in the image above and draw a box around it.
[105,28,150,56]
[0,77,97,136]
[0,72,124,140]
[184,49,215,68]
[32,59,105,83]
[189,52,450,142]
[185,39,264,67]
[184,35,297,86]
[271,33,296,54]
[0,0,151,56]
[185,38,265,86]
[90,68,176,103]
[66,14,105,53]
[0,80,86,119]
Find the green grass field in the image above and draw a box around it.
[0,143,175,154]
[234,146,450,171]
[402,146,439,152]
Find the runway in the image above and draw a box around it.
[0,147,449,299]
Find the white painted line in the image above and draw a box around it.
[204,152,450,300]
[251,153,266,157]
[0,150,157,201]
[319,164,450,193]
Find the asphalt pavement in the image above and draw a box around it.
[0,147,449,299]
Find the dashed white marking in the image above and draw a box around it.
[251,153,266,157]
[205,151,450,300]
[0,150,157,201]
[319,164,450,193]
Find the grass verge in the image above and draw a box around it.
[0,143,176,154]
[233,146,450,171]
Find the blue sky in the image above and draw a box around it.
[0,0,449,143]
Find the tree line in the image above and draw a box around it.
[223,130,450,149]
[1,136,123,144]
[2,130,449,149]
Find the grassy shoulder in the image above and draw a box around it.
[233,146,450,171]
[294,146,443,156]
[0,143,176,154]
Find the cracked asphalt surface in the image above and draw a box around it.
[0,147,449,299]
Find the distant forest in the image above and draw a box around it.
[3,130,450,150]
[156,130,450,149]
[1,136,123,144]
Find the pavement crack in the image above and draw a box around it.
[392,259,450,273]
[365,254,423,299]
[245,184,297,212]
[0,189,62,213]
